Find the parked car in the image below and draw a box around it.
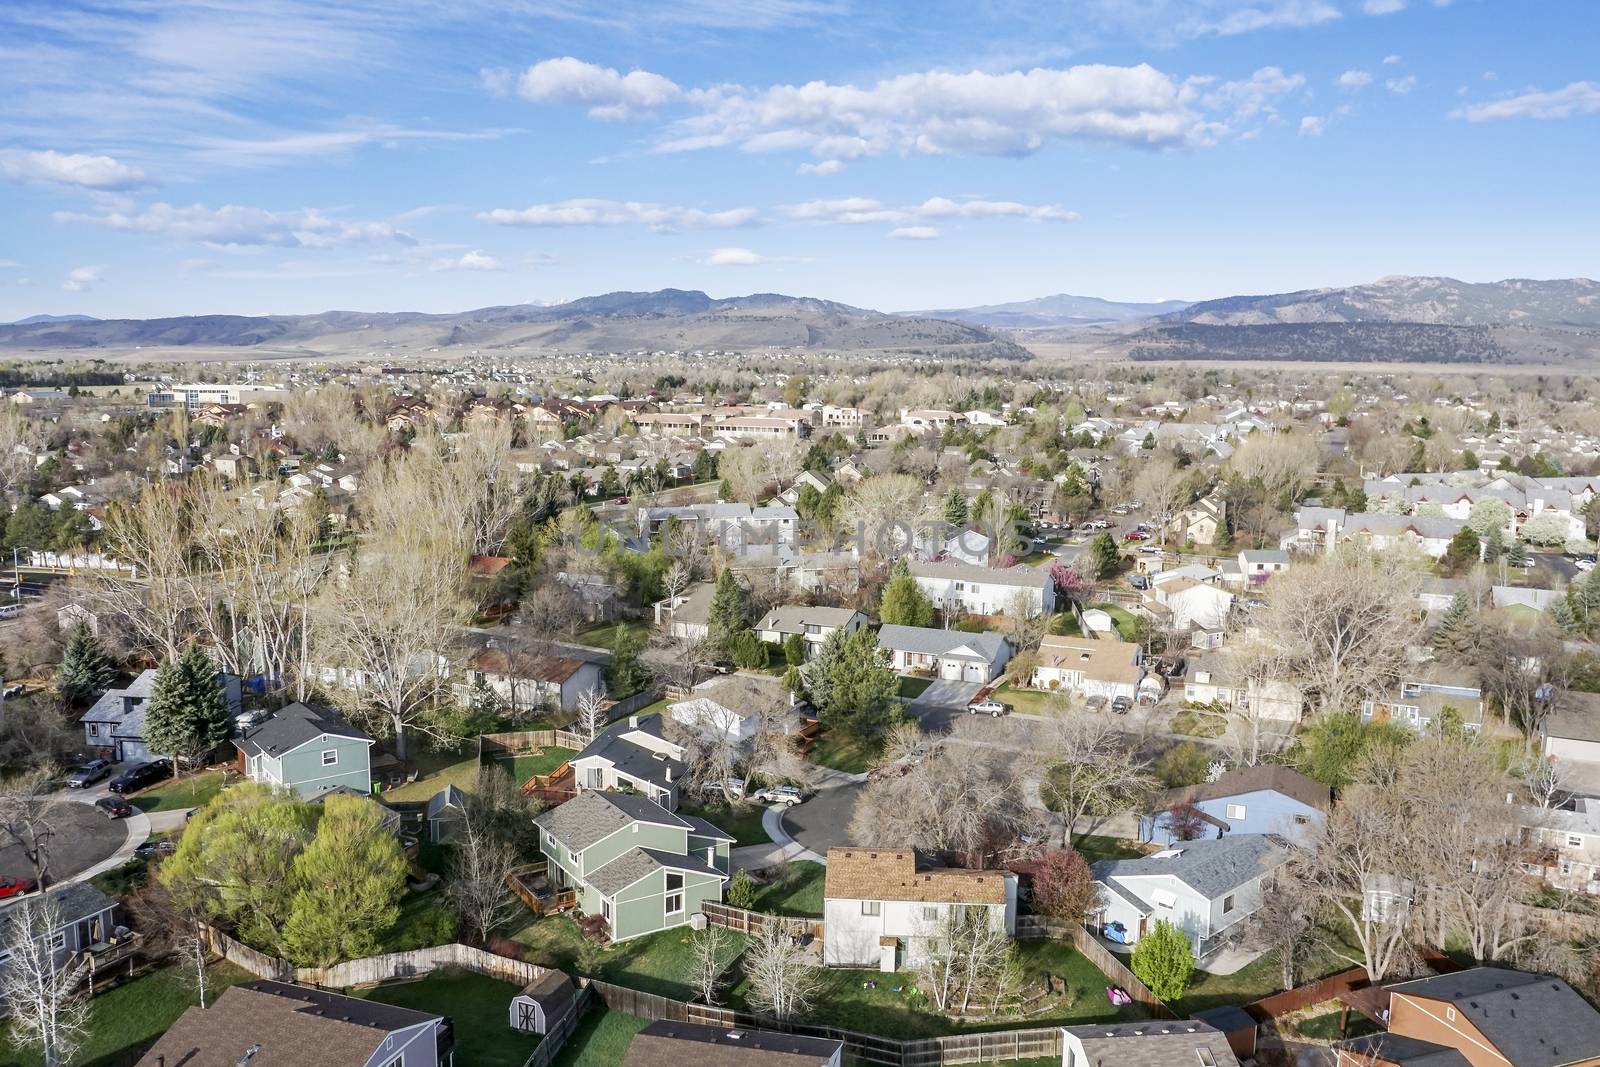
[1122,531,1148,542]
[0,876,35,899]
[1578,558,1597,573]
[1156,658,1187,678]
[1110,696,1133,715]
[135,840,176,859]
[1244,596,1268,608]
[108,759,173,795]
[1127,575,1151,591]
[1138,544,1164,554]
[752,785,813,806]
[1085,695,1109,713]
[701,778,746,800]
[66,759,113,789]
[95,796,135,819]
[967,699,1011,717]
[1083,519,1112,530]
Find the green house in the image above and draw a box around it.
[237,702,374,799]
[534,791,733,942]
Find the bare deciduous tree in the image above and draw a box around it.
[916,905,1017,1015]
[1041,716,1154,847]
[688,923,735,1007]
[0,894,89,1067]
[743,923,823,1022]
[575,687,607,742]
[0,768,62,887]
[446,802,523,945]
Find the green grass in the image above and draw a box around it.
[809,728,880,774]
[1049,612,1083,637]
[677,799,769,846]
[1168,708,1228,738]
[491,746,576,785]
[1170,924,1363,1017]
[550,1008,649,1067]
[379,888,459,952]
[1016,549,1055,566]
[576,621,651,652]
[358,969,539,1067]
[513,918,747,1001]
[131,769,225,813]
[387,753,480,802]
[0,962,254,1067]
[748,861,826,917]
[1087,603,1142,642]
[896,675,934,699]
[1293,1008,1379,1041]
[993,682,1064,716]
[1069,834,1147,864]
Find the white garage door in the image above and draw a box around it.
[940,658,964,680]
[964,661,988,682]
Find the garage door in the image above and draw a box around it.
[940,658,964,680]
[117,739,151,762]
[965,662,988,682]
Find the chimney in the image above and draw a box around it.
[628,715,638,728]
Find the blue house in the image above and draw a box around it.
[1139,764,1329,846]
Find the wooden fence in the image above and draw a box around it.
[1016,920,1173,1020]
[522,985,593,1067]
[1244,966,1368,1023]
[198,926,553,990]
[478,728,590,760]
[701,901,824,941]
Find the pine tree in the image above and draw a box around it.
[1573,573,1600,628]
[880,558,935,627]
[55,623,117,706]
[1431,593,1475,656]
[1506,539,1531,568]
[1549,596,1581,635]
[1089,532,1121,579]
[706,569,751,657]
[942,488,969,527]
[1482,524,1505,563]
[802,626,899,740]
[142,644,232,766]
[605,626,649,698]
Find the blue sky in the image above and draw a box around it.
[0,0,1595,320]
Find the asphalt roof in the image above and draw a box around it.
[1386,967,1600,1067]
[534,789,691,852]
[1063,1020,1241,1067]
[1092,834,1287,903]
[623,1021,842,1067]
[237,702,371,759]
[1160,765,1331,813]
[586,845,727,897]
[0,882,115,946]
[574,714,687,790]
[906,559,1049,588]
[875,623,1011,661]
[1337,1034,1472,1067]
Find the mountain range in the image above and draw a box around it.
[902,293,1192,329]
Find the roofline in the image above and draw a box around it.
[596,857,730,900]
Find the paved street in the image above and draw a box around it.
[906,678,982,731]
[781,778,864,856]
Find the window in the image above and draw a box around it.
[1225,803,1247,821]
[87,723,100,737]
[321,749,338,767]
[666,892,684,915]
[922,906,939,922]
[601,899,612,923]
[861,901,881,917]
[1292,814,1310,826]
[1222,894,1236,914]
[48,932,66,952]
[1569,833,1585,849]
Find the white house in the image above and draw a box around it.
[464,646,606,713]
[907,560,1055,618]
[1092,834,1287,957]
[1030,635,1144,701]
[1544,692,1600,766]
[570,713,688,811]
[875,625,1013,683]
[1148,578,1234,631]
[754,605,870,658]
[653,581,716,641]
[822,847,1017,970]
[667,674,797,745]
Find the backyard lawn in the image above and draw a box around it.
[490,745,576,786]
[677,798,769,846]
[808,728,879,774]
[896,675,934,699]
[1168,707,1228,738]
[1087,603,1143,642]
[131,768,226,813]
[993,682,1062,717]
[0,961,254,1067]
[385,750,479,802]
[1292,1007,1380,1041]
[1069,834,1147,864]
[551,1008,650,1067]
[512,917,747,1001]
[748,861,826,916]
[358,970,539,1067]
[378,887,458,952]
[1170,925,1363,1017]
[576,621,652,652]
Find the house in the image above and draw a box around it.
[1091,834,1288,956]
[1139,765,1329,846]
[622,1021,843,1067]
[136,979,454,1067]
[778,469,833,507]
[464,645,606,713]
[1542,691,1600,766]
[1336,967,1600,1067]
[638,503,798,556]
[1361,668,1486,734]
[533,791,731,943]
[237,702,374,799]
[1062,1020,1242,1067]
[875,624,1013,683]
[654,581,716,641]
[1182,649,1304,722]
[754,606,870,658]
[1030,635,1143,701]
[907,560,1056,617]
[509,971,578,1036]
[81,668,243,763]
[570,713,687,810]
[1172,496,1226,546]
[1236,548,1290,584]
[0,883,122,986]
[822,847,1017,969]
[1147,577,1233,631]
[667,674,797,745]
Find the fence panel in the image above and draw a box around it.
[523,985,593,1067]
[1246,966,1367,1022]
[700,901,823,941]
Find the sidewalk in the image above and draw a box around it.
[729,805,828,872]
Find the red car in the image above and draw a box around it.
[1122,531,1148,542]
[0,876,35,899]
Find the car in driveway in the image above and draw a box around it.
[1578,558,1597,573]
[66,759,113,789]
[700,778,746,800]
[1082,519,1112,531]
[752,785,813,806]
[1127,575,1151,590]
[95,796,135,819]
[1122,531,1148,542]
[1111,696,1133,715]
[0,876,35,899]
[967,699,1011,717]
[108,759,173,795]
[1085,695,1109,713]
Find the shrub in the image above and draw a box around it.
[1156,741,1211,787]
[727,869,757,910]
[1131,919,1194,1001]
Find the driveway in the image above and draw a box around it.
[908,679,983,732]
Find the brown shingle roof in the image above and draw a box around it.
[1161,764,1331,812]
[824,848,1009,906]
[621,1021,841,1067]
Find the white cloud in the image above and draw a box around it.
[1081,0,1339,41]
[1298,115,1325,136]
[433,250,503,272]
[1385,75,1418,94]
[0,149,146,190]
[1337,70,1373,88]
[797,160,845,176]
[1451,81,1600,122]
[703,247,767,266]
[507,57,681,120]
[784,196,1077,226]
[54,202,416,248]
[477,198,758,232]
[1363,0,1406,14]
[889,226,939,240]
[190,125,511,166]
[62,265,103,291]
[1383,54,1404,64]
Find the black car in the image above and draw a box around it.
[66,759,113,789]
[108,759,173,795]
[94,796,135,819]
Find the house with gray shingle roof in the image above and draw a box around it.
[1062,1019,1242,1067]
[534,791,731,943]
[81,668,242,763]
[570,712,688,810]
[875,624,1013,683]
[1091,834,1287,957]
[237,702,373,798]
[906,560,1055,618]
[755,605,870,658]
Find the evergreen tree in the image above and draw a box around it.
[880,558,935,627]
[1140,432,1156,450]
[1431,593,1474,655]
[801,626,899,740]
[729,631,770,670]
[599,466,623,498]
[55,623,116,706]
[942,488,969,527]
[1131,919,1194,1000]
[142,644,233,766]
[605,626,649,698]
[706,569,751,657]
[1549,596,1581,635]
[1482,524,1506,563]
[1573,573,1600,628]
[1506,539,1532,568]
[1088,532,1121,579]
[1439,527,1481,576]
[782,633,808,667]
[1459,448,1480,471]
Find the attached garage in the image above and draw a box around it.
[1545,693,1600,765]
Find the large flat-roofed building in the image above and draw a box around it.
[146,383,288,410]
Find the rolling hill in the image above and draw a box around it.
[904,293,1192,329]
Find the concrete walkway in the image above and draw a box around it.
[730,805,828,872]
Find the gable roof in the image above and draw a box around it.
[237,702,371,759]
[0,882,115,946]
[1385,967,1600,1067]
[875,624,1011,662]
[754,605,866,634]
[1063,1020,1241,1067]
[1337,1034,1472,1067]
[1092,834,1287,904]
[79,669,158,727]
[1160,765,1330,813]
[586,845,728,897]
[573,713,686,789]
[906,559,1048,589]
[534,789,691,852]
[1035,634,1141,684]
[622,1021,842,1067]
[824,847,1009,906]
